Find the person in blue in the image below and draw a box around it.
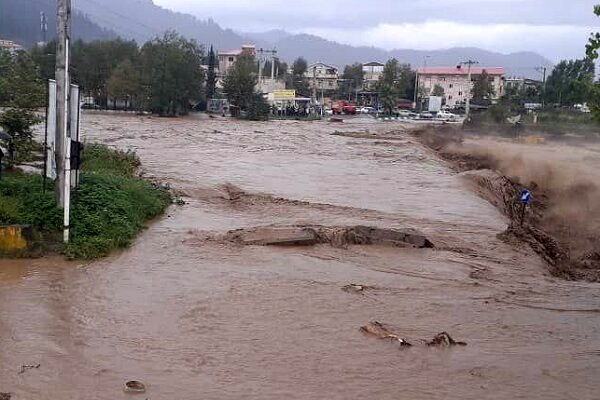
[519,189,531,225]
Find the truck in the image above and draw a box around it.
[331,101,357,115]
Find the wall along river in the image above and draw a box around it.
[1,113,599,399]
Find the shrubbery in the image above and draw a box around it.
[0,143,171,259]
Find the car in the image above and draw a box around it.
[418,112,435,120]
[436,111,457,121]
[359,106,373,114]
[324,108,334,115]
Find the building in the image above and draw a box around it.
[505,77,541,92]
[362,62,384,88]
[0,39,23,53]
[217,44,256,77]
[416,66,505,106]
[305,62,339,92]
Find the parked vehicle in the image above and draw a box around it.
[342,101,357,115]
[418,112,435,120]
[436,111,457,121]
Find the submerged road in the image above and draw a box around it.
[1,113,599,399]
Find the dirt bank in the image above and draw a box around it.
[413,126,600,281]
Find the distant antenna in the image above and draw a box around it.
[40,12,48,44]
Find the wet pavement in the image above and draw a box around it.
[1,113,599,399]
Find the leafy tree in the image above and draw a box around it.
[545,59,593,106]
[30,40,57,82]
[246,93,270,121]
[0,50,45,108]
[377,58,416,114]
[585,5,600,120]
[70,38,140,108]
[0,108,40,165]
[340,63,364,99]
[290,57,310,97]
[471,70,496,105]
[140,32,205,116]
[107,59,142,110]
[0,49,44,165]
[431,84,445,97]
[223,54,258,110]
[206,45,217,100]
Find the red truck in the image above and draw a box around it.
[332,100,357,115]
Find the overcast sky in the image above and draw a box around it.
[153,0,599,61]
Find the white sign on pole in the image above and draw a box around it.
[46,80,57,179]
[69,84,80,188]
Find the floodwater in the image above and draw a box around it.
[1,113,600,399]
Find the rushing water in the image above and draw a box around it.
[1,113,599,399]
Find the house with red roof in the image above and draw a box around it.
[416,66,505,106]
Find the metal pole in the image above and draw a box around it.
[542,67,547,108]
[461,59,478,121]
[55,0,70,209]
[312,65,317,105]
[466,62,471,120]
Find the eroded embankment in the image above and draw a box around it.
[413,126,600,281]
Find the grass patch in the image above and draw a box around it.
[0,144,171,259]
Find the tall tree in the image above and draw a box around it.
[471,70,496,105]
[140,31,205,116]
[107,59,142,110]
[545,59,594,106]
[290,57,310,97]
[71,38,140,108]
[586,4,600,120]
[206,45,217,100]
[340,63,364,99]
[0,49,44,164]
[377,58,415,114]
[223,54,258,111]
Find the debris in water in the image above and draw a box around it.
[0,393,11,400]
[426,332,467,347]
[222,225,434,249]
[361,323,466,348]
[360,321,412,346]
[18,364,40,374]
[342,284,373,293]
[123,380,146,393]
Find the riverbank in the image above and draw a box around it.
[0,143,171,259]
[412,125,600,281]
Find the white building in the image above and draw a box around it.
[217,44,256,77]
[362,61,384,88]
[305,62,339,92]
[0,39,23,54]
[416,66,505,106]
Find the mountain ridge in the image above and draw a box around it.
[1,0,553,78]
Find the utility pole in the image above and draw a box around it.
[55,0,71,241]
[312,65,317,105]
[40,12,48,44]
[536,66,547,107]
[460,59,478,122]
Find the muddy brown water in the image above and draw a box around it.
[2,113,600,399]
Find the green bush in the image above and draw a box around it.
[81,143,141,176]
[65,173,171,259]
[0,144,171,259]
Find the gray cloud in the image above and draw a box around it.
[154,0,599,61]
